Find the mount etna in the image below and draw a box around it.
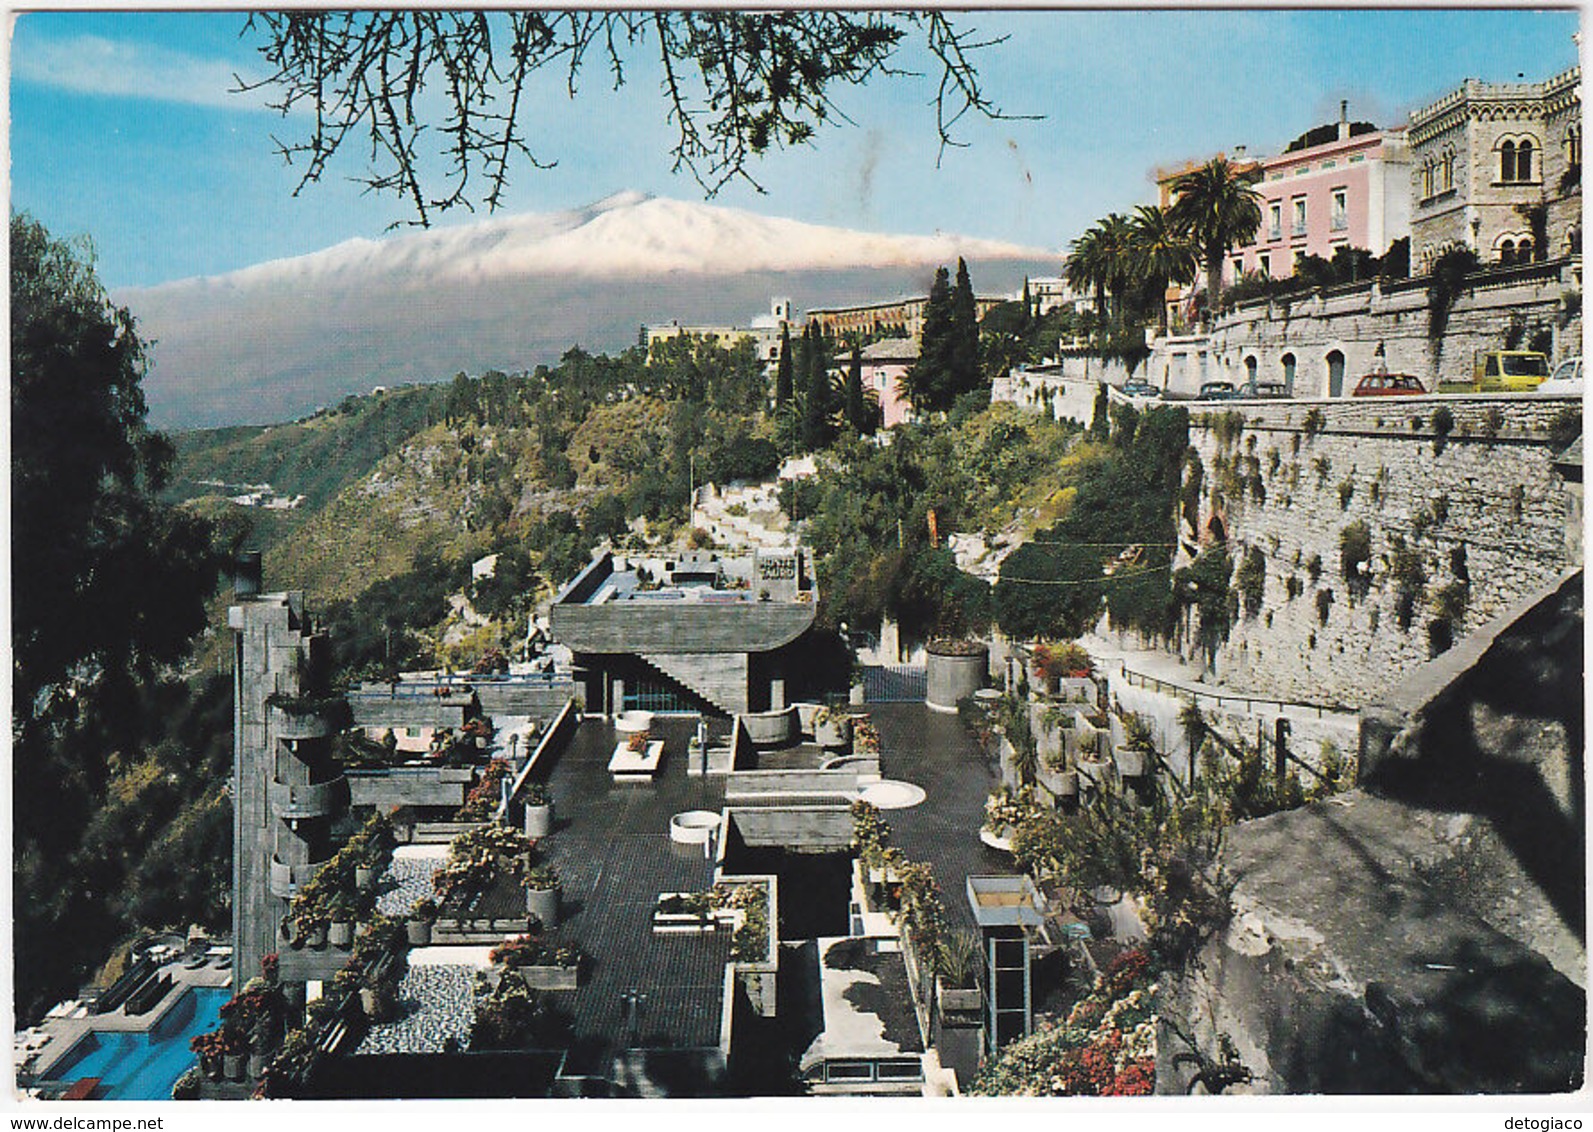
[117,191,1055,429]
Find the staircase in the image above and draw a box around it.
[634,652,744,717]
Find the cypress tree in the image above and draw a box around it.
[845,345,867,434]
[775,324,794,407]
[949,257,980,401]
[801,326,833,450]
[910,265,955,411]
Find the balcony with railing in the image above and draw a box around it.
[268,855,322,898]
[268,773,348,818]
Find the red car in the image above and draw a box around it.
[1351,372,1426,396]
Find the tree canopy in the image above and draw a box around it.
[12,213,225,1022]
[11,214,219,712]
[242,11,1014,226]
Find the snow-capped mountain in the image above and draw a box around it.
[118,192,1057,428]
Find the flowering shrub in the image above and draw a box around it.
[456,758,512,820]
[969,945,1159,1097]
[490,933,582,969]
[852,717,881,755]
[984,785,1039,835]
[434,823,532,899]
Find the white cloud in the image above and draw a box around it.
[13,33,274,111]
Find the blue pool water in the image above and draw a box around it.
[43,986,229,1100]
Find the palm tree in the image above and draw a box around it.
[1065,225,1110,323]
[1130,204,1197,336]
[1166,156,1263,321]
[1066,213,1136,333]
[1097,212,1136,328]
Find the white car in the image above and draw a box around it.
[1539,357,1583,394]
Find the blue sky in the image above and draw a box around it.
[11,7,1582,289]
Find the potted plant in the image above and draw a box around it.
[327,892,355,948]
[222,1029,248,1082]
[934,931,983,1014]
[524,864,561,927]
[1114,712,1155,779]
[522,781,553,840]
[190,1030,226,1081]
[407,897,438,946]
[302,912,329,951]
[812,706,851,750]
[1076,717,1112,789]
[359,974,396,1022]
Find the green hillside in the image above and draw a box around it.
[170,383,451,510]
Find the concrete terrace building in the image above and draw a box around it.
[228,569,346,990]
[1407,66,1582,271]
[550,549,818,716]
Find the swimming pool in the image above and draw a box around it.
[42,986,229,1100]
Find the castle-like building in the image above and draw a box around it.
[1407,66,1582,272]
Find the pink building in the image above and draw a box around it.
[858,338,917,429]
[1229,112,1411,281]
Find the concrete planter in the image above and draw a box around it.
[247,1052,270,1079]
[524,802,553,840]
[305,923,328,950]
[526,886,560,926]
[224,1053,246,1082]
[926,643,988,713]
[849,684,867,706]
[813,716,851,750]
[406,919,433,946]
[519,965,580,991]
[1040,766,1079,798]
[328,920,353,948]
[354,865,376,889]
[1078,756,1113,791]
[793,702,823,734]
[937,979,982,1015]
[1114,746,1149,778]
[1057,676,1096,704]
[741,706,796,746]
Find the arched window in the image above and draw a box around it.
[1500,140,1517,182]
[1517,237,1532,262]
[1516,139,1534,182]
[1281,353,1297,394]
[1441,148,1455,192]
[1498,238,1516,265]
[1566,124,1582,168]
[1421,159,1435,200]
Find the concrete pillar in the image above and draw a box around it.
[770,677,786,711]
[612,677,625,717]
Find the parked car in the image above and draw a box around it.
[1437,351,1551,394]
[1352,372,1427,397]
[1475,350,1550,391]
[1538,356,1583,395]
[1121,380,1160,398]
[1239,381,1290,400]
[1196,381,1237,401]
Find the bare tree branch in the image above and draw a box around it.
[236,10,1027,228]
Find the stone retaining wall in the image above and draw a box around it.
[1182,394,1581,708]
